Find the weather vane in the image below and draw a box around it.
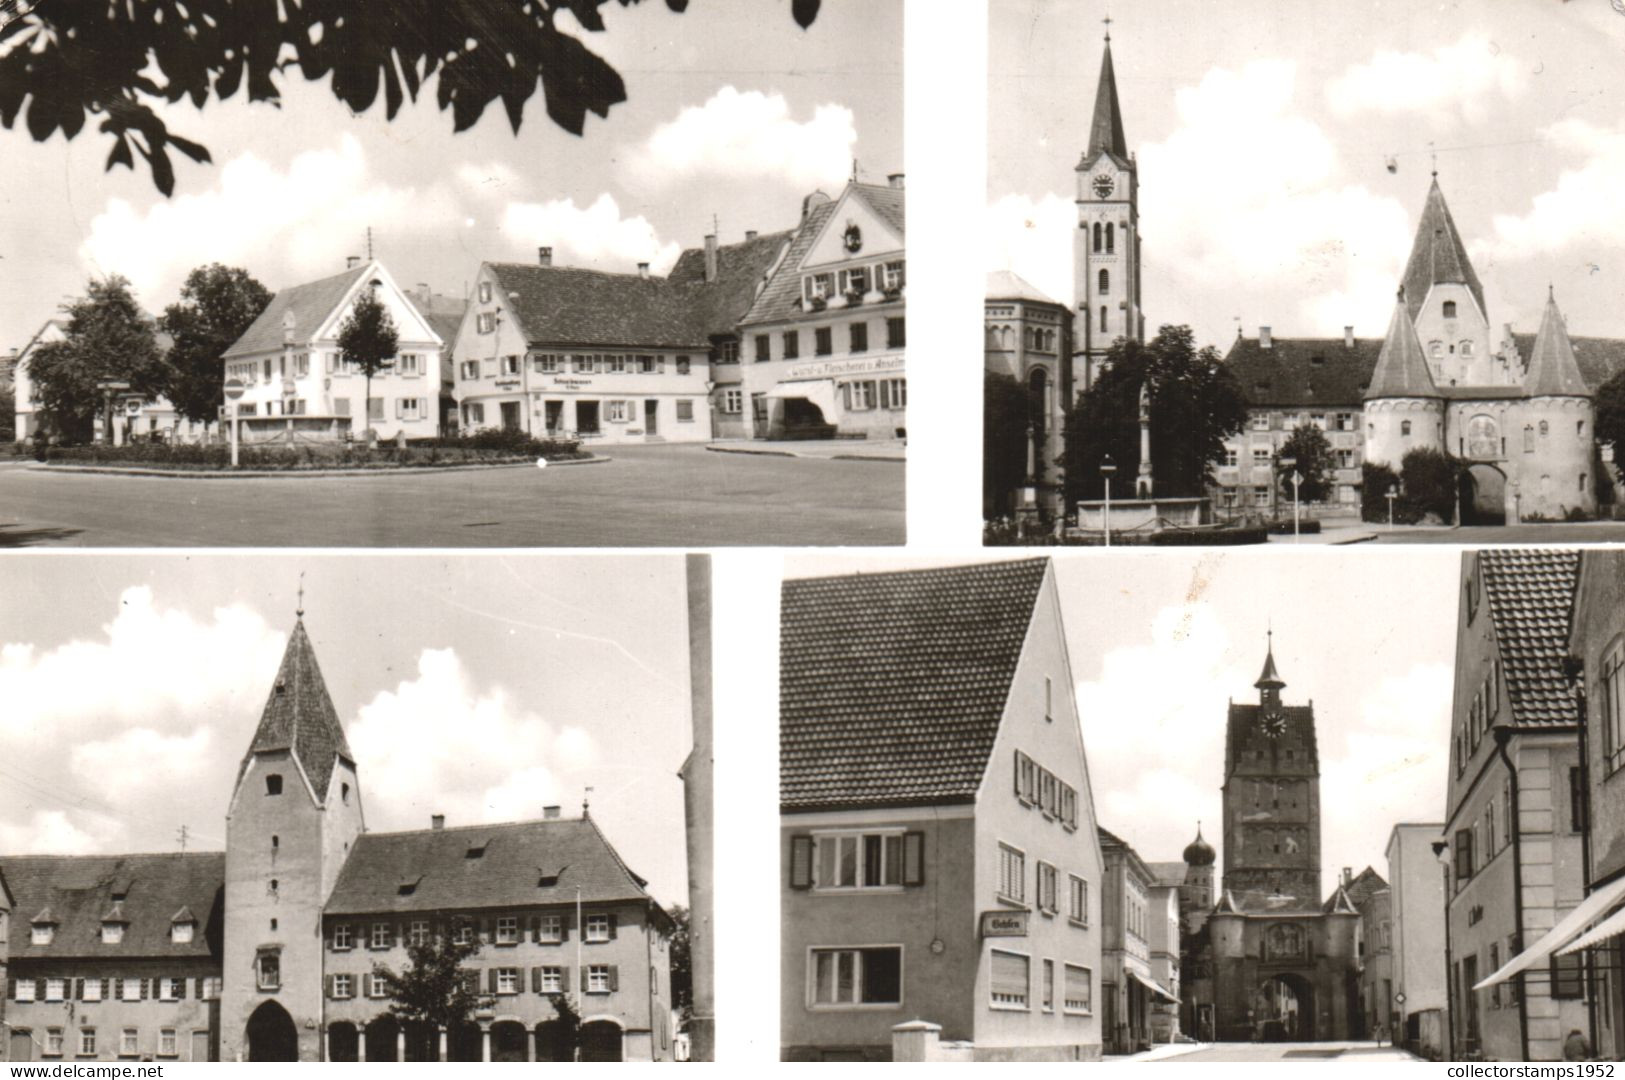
[296,572,305,618]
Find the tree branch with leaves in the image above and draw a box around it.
[372,918,491,1042]
[337,288,400,440]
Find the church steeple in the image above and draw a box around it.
[1086,33,1130,166]
[1255,631,1285,692]
[237,616,354,803]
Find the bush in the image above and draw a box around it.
[1267,518,1322,535]
[1400,447,1462,523]
[37,435,586,471]
[982,520,1269,547]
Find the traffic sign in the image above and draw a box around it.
[224,377,246,402]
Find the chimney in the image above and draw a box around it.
[346,255,361,269]
[704,234,718,284]
[745,229,758,242]
[538,246,552,267]
[543,805,561,820]
[887,172,905,189]
[431,814,445,830]
[638,262,650,279]
[1344,325,1355,349]
[1259,326,1272,350]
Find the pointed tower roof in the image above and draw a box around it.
[1255,632,1286,690]
[1401,177,1485,325]
[1525,288,1590,397]
[241,618,354,800]
[1084,37,1130,167]
[1365,297,1441,400]
[1214,889,1243,915]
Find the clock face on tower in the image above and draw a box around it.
[1260,711,1287,739]
[1092,173,1115,199]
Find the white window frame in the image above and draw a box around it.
[585,914,611,943]
[496,968,519,995]
[158,1029,177,1058]
[45,977,66,1002]
[1063,963,1094,1015]
[806,944,904,1010]
[586,965,612,994]
[158,978,180,1001]
[1037,861,1059,915]
[334,974,354,1000]
[333,923,353,950]
[606,400,628,423]
[998,842,1027,905]
[171,921,194,944]
[123,978,142,1001]
[409,920,430,947]
[32,923,53,945]
[16,978,36,1002]
[370,922,391,949]
[399,353,420,376]
[496,916,519,944]
[120,1029,138,1057]
[538,915,563,944]
[1070,875,1090,927]
[990,947,1031,1011]
[45,1029,64,1056]
[82,978,103,1003]
[540,967,563,993]
[723,388,743,414]
[452,924,475,947]
[80,1029,96,1056]
[812,829,907,892]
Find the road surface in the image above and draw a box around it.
[1158,1041,1421,1062]
[0,444,905,547]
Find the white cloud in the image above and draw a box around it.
[1327,35,1527,126]
[633,87,855,190]
[80,135,464,306]
[502,193,682,275]
[1475,119,1625,262]
[0,811,102,856]
[983,191,1075,306]
[347,647,598,831]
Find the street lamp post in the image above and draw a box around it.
[1100,455,1117,548]
[1280,454,1301,541]
[1386,484,1399,531]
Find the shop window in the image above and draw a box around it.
[809,947,902,1007]
[991,949,1031,1009]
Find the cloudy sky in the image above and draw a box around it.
[0,1,901,352]
[988,0,1625,353]
[0,554,697,905]
[787,550,1461,899]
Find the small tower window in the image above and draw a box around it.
[1098,269,1110,296]
[271,835,279,849]
[1105,223,1115,254]
[1443,300,1457,318]
[1579,420,1587,438]
[1092,222,1103,254]
[265,774,283,796]
[269,879,279,894]
[1461,340,1474,357]
[1540,420,1549,437]
[342,782,351,805]
[1099,306,1108,333]
[1429,341,1443,358]
[1401,420,1412,436]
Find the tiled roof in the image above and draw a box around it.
[1084,39,1131,167]
[739,199,838,327]
[324,817,650,916]
[1146,861,1188,888]
[986,270,1062,306]
[1402,178,1486,326]
[780,559,1049,811]
[1323,886,1360,915]
[242,619,353,800]
[851,182,906,238]
[1479,549,1582,725]
[667,230,795,339]
[223,263,371,359]
[1340,866,1388,912]
[1367,300,1441,399]
[1221,336,1380,407]
[1510,334,1625,392]
[0,853,223,959]
[1525,293,1591,398]
[418,295,469,351]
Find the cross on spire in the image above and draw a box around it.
[1102,12,1112,41]
[296,572,306,619]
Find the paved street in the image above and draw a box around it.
[0,444,905,547]
[1154,1041,1421,1062]
[1367,522,1625,544]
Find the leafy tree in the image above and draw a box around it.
[159,264,273,430]
[1063,325,1247,504]
[372,918,491,1045]
[337,290,400,438]
[668,904,692,1028]
[1597,368,1625,459]
[984,370,1037,519]
[0,380,13,442]
[27,276,166,444]
[1273,424,1336,505]
[1400,446,1463,524]
[1360,461,1408,524]
[542,991,584,1062]
[0,0,823,196]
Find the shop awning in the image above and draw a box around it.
[1127,967,1180,1004]
[1560,901,1625,957]
[766,379,839,422]
[1474,873,1625,990]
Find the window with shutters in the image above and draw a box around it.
[496,968,520,995]
[46,978,66,1001]
[15,979,35,1001]
[990,949,1031,1009]
[371,923,391,949]
[585,914,612,943]
[1454,829,1474,881]
[812,831,908,890]
[1571,766,1587,834]
[159,1029,177,1058]
[45,1029,63,1056]
[80,1029,96,1056]
[1070,875,1089,926]
[538,915,563,943]
[158,978,181,1001]
[496,916,519,944]
[808,946,902,1008]
[815,327,833,357]
[1552,953,1584,999]
[333,974,353,999]
[123,978,143,1001]
[587,965,612,994]
[887,317,905,349]
[367,972,390,999]
[676,399,695,422]
[1037,862,1059,915]
[120,1029,138,1057]
[1043,959,1056,1012]
[408,920,430,947]
[783,330,800,359]
[453,923,475,947]
[754,334,771,362]
[333,924,353,950]
[1064,964,1093,1013]
[399,353,419,376]
[540,967,563,994]
[1605,641,1625,774]
[998,843,1026,905]
[83,978,103,1002]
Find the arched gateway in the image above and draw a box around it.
[246,1000,298,1062]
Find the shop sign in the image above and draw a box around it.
[494,378,522,390]
[979,910,1029,938]
[550,376,594,390]
[788,354,905,380]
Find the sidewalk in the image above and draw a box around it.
[707,437,905,462]
[1264,518,1380,545]
[1115,1042,1213,1061]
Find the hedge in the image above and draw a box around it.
[35,437,586,471]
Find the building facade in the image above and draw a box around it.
[780,559,1103,1061]
[1386,823,1448,1057]
[1096,830,1178,1053]
[222,259,457,443]
[984,272,1075,515]
[1346,869,1394,1040]
[4,616,672,1063]
[1219,180,1625,522]
[1446,550,1588,1062]
[738,178,906,442]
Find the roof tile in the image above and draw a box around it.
[1480,549,1582,726]
[0,853,223,959]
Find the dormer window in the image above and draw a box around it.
[31,910,56,946]
[171,921,195,945]
[803,272,834,304]
[466,843,487,860]
[1443,300,1457,318]
[265,774,283,796]
[102,922,125,945]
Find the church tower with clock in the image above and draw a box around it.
[1220,634,1323,911]
[1073,23,1144,391]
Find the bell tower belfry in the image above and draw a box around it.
[1073,20,1143,393]
[220,609,364,1062]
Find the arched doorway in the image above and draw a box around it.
[490,1020,528,1062]
[1462,463,1507,525]
[246,1000,299,1062]
[782,397,830,438]
[364,1016,399,1062]
[1255,974,1314,1041]
[403,1021,436,1062]
[580,1020,624,1062]
[536,1019,575,1062]
[447,1022,482,1062]
[327,1022,359,1062]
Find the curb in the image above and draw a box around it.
[1332,532,1382,545]
[706,444,905,463]
[26,456,609,479]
